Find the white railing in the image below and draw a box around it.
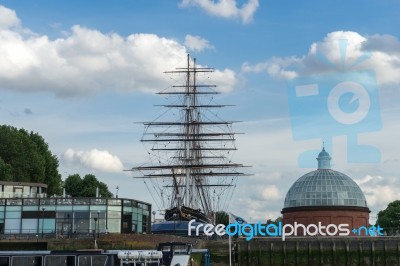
[0,192,47,198]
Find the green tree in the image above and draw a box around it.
[81,174,98,197]
[376,200,400,235]
[64,174,83,197]
[29,132,62,195]
[97,180,113,198]
[266,216,282,226]
[64,173,113,198]
[0,125,62,195]
[0,158,13,181]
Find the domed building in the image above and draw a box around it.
[281,148,370,231]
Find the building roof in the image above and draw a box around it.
[284,148,368,208]
[0,181,47,188]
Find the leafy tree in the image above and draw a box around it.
[97,180,113,198]
[29,132,62,195]
[266,216,282,226]
[64,173,113,198]
[81,174,98,197]
[64,174,83,197]
[0,158,13,181]
[376,200,400,235]
[0,125,62,195]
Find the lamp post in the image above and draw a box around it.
[94,216,98,249]
[41,207,45,239]
[67,213,71,238]
[152,211,156,224]
[94,217,98,239]
[97,211,100,239]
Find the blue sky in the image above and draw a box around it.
[0,0,399,222]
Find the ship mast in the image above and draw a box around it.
[130,55,249,222]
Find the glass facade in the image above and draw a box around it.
[0,197,151,236]
[284,169,368,208]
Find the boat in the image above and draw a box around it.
[130,55,248,228]
[0,243,211,266]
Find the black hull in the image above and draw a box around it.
[165,206,210,224]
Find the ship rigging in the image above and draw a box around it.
[129,55,249,224]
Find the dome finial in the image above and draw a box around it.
[317,146,331,169]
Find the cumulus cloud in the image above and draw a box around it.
[242,57,300,79]
[260,185,282,200]
[0,5,238,97]
[243,31,400,86]
[0,5,20,29]
[180,0,259,24]
[363,34,400,56]
[184,34,214,52]
[63,148,125,173]
[355,174,400,212]
[212,68,238,92]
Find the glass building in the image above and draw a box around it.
[282,148,370,232]
[0,181,151,236]
[284,170,368,208]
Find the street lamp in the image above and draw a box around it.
[152,211,156,224]
[93,216,98,249]
[97,211,100,239]
[41,207,45,239]
[67,213,71,238]
[94,217,98,239]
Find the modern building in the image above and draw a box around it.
[0,181,151,236]
[282,148,370,232]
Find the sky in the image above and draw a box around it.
[0,0,399,223]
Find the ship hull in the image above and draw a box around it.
[165,206,210,224]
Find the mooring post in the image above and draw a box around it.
[372,240,375,266]
[332,241,336,266]
[270,242,273,266]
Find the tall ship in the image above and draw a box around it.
[130,55,248,229]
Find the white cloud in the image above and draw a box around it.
[63,148,125,173]
[180,0,259,24]
[0,5,20,29]
[184,34,214,52]
[243,31,400,86]
[355,174,400,213]
[364,185,400,209]
[212,68,238,92]
[242,57,300,79]
[260,185,282,200]
[0,5,238,97]
[354,174,382,186]
[363,34,400,55]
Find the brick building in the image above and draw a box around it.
[281,148,370,233]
